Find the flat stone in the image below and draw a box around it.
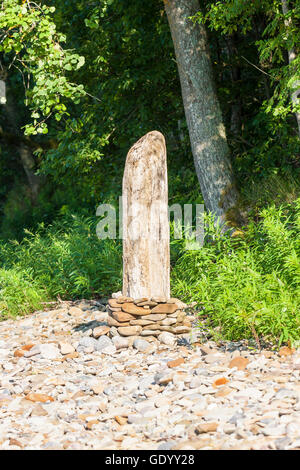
[141,314,166,321]
[174,326,191,334]
[107,316,129,327]
[107,306,122,312]
[142,324,163,331]
[137,301,158,307]
[116,296,134,304]
[127,414,144,424]
[151,304,178,314]
[195,422,218,434]
[39,344,61,360]
[133,298,149,304]
[91,382,104,394]
[112,311,135,322]
[92,326,110,338]
[140,329,161,336]
[59,342,75,355]
[130,319,155,326]
[108,299,121,308]
[167,358,185,368]
[118,326,142,336]
[161,318,177,326]
[121,303,149,316]
[177,312,186,323]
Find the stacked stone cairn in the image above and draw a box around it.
[107,292,193,344]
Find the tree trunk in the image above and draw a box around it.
[122,131,170,300]
[164,0,241,225]
[281,0,300,137]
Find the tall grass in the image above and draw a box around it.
[0,201,299,345]
[0,214,122,302]
[0,268,47,320]
[172,199,300,345]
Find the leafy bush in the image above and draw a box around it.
[0,268,46,319]
[171,199,300,346]
[0,202,299,346]
[0,213,122,302]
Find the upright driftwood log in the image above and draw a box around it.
[122,131,170,299]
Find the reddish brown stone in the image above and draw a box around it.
[25,393,54,403]
[9,438,23,448]
[21,344,35,351]
[195,422,218,434]
[213,377,229,388]
[229,356,249,370]
[279,346,294,357]
[14,349,25,357]
[167,358,185,368]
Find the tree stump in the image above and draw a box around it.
[122,131,170,299]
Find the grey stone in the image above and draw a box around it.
[112,336,129,350]
[158,332,176,346]
[96,335,113,351]
[127,414,144,424]
[76,337,98,352]
[24,345,41,357]
[157,442,175,450]
[133,338,151,352]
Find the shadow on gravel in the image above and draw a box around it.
[73,320,108,333]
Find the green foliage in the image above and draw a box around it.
[0,267,46,319]
[0,0,299,350]
[39,0,186,188]
[171,198,300,346]
[0,200,299,347]
[195,0,300,126]
[0,0,85,134]
[0,213,122,301]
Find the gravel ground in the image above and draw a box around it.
[0,300,299,450]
